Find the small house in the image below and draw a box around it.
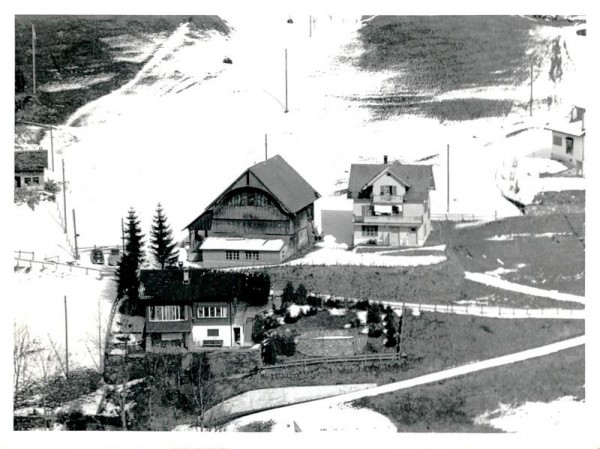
[139,268,269,352]
[347,157,435,247]
[184,155,321,267]
[545,106,585,175]
[14,150,48,190]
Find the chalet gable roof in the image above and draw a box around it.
[363,161,412,189]
[15,150,48,172]
[348,161,435,201]
[185,154,320,230]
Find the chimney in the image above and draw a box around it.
[383,155,388,164]
[183,267,190,284]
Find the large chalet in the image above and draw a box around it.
[347,158,435,247]
[184,155,321,267]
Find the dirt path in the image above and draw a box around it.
[223,335,585,431]
[465,272,585,303]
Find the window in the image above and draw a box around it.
[32,177,40,185]
[207,329,219,337]
[380,185,397,196]
[245,251,259,260]
[410,227,417,232]
[197,306,228,318]
[362,225,378,237]
[566,137,574,155]
[226,250,239,260]
[553,135,563,146]
[24,177,32,185]
[247,192,255,206]
[149,305,185,321]
[392,205,402,215]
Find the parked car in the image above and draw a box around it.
[90,248,104,265]
[108,248,122,266]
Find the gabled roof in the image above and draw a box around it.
[185,155,320,229]
[14,150,48,171]
[348,161,435,200]
[139,269,242,303]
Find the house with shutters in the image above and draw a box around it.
[545,106,585,176]
[184,155,321,268]
[139,268,269,352]
[14,150,48,189]
[347,158,435,247]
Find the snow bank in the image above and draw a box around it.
[475,396,586,433]
[287,304,311,318]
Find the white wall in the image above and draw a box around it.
[192,324,244,347]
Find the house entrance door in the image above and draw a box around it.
[233,327,242,345]
[389,227,399,246]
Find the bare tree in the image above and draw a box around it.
[36,347,59,430]
[13,322,42,407]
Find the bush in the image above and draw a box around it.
[325,298,344,308]
[368,324,383,338]
[282,281,295,304]
[295,284,308,305]
[284,312,299,324]
[270,333,296,357]
[350,318,362,328]
[354,299,370,310]
[307,296,322,308]
[305,306,318,317]
[237,419,275,432]
[262,341,277,365]
[14,188,40,210]
[252,313,280,342]
[367,302,384,324]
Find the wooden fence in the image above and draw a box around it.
[431,213,497,222]
[14,256,115,278]
[261,352,402,371]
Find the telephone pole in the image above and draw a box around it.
[265,134,268,160]
[529,60,534,117]
[284,49,289,113]
[309,15,312,37]
[62,159,68,234]
[72,209,79,259]
[447,144,450,213]
[31,24,36,96]
[64,295,69,379]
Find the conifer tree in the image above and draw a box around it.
[115,207,145,315]
[150,203,178,269]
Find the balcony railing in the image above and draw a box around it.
[353,214,423,224]
[373,194,403,203]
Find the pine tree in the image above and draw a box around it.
[149,203,178,269]
[115,207,145,315]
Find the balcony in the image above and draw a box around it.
[373,194,403,203]
[353,214,423,225]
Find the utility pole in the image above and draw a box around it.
[309,15,312,37]
[31,24,36,96]
[50,127,54,171]
[447,144,450,213]
[72,209,79,260]
[62,159,68,234]
[265,134,268,161]
[64,295,69,379]
[529,60,533,117]
[284,49,289,113]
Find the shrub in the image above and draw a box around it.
[237,419,276,432]
[252,313,280,342]
[368,325,383,338]
[284,312,299,324]
[354,299,370,310]
[305,306,318,317]
[262,341,277,365]
[325,298,343,309]
[14,188,40,210]
[282,281,295,304]
[367,302,384,324]
[295,284,308,305]
[307,296,322,308]
[44,179,61,200]
[270,333,296,357]
[350,318,362,328]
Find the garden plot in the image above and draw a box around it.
[296,330,367,358]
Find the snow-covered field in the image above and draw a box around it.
[25,13,585,253]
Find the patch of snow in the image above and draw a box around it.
[288,304,311,318]
[328,308,347,316]
[38,74,116,93]
[356,310,367,324]
[475,396,586,433]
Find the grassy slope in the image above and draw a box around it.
[254,213,584,306]
[14,15,229,126]
[209,313,583,416]
[356,16,538,120]
[352,345,584,432]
